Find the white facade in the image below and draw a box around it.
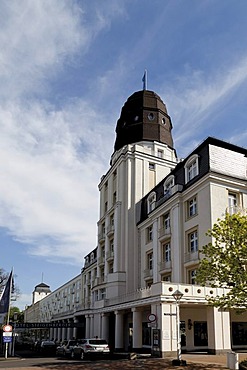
[24,90,247,356]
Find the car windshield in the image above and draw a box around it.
[88,339,107,345]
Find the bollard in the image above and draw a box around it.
[227,351,239,370]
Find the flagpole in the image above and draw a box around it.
[142,69,148,90]
[5,270,13,359]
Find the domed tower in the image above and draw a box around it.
[96,89,177,295]
[114,90,174,152]
[32,282,51,304]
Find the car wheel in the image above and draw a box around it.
[80,350,85,360]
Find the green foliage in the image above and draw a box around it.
[196,213,247,309]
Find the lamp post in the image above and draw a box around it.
[172,290,186,366]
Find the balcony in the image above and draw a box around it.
[156,184,183,208]
[91,276,106,288]
[184,250,199,263]
[143,268,153,279]
[98,256,105,266]
[158,226,171,239]
[159,260,172,271]
[106,224,115,236]
[106,250,114,261]
[226,206,247,216]
[98,232,105,243]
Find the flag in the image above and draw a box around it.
[142,69,147,90]
[0,271,13,324]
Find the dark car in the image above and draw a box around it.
[40,340,56,355]
[71,338,110,360]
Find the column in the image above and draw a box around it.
[115,310,124,350]
[132,308,142,350]
[62,321,67,341]
[85,315,90,338]
[90,314,94,337]
[113,202,121,271]
[67,319,73,339]
[207,306,231,354]
[152,219,158,283]
[53,327,58,342]
[57,324,62,343]
[159,302,177,358]
[73,317,78,339]
[101,313,109,341]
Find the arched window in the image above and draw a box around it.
[184,154,199,183]
[147,192,156,213]
[164,175,175,195]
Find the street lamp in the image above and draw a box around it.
[172,290,186,366]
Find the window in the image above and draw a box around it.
[105,201,108,212]
[100,288,106,300]
[187,196,197,218]
[113,191,117,204]
[146,225,153,242]
[162,242,171,262]
[185,154,199,183]
[158,149,163,158]
[90,252,95,262]
[149,162,155,170]
[147,252,153,270]
[188,230,198,253]
[162,275,171,282]
[188,269,197,285]
[163,213,170,229]
[148,192,156,213]
[228,192,240,214]
[164,175,175,195]
[108,262,113,273]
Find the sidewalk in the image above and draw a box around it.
[1,351,247,369]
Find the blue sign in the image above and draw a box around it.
[3,336,12,343]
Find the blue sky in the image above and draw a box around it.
[0,0,247,310]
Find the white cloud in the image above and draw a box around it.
[0,1,124,265]
[0,98,114,262]
[162,56,247,152]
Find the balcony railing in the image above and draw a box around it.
[106,250,114,260]
[158,226,171,239]
[143,268,153,278]
[159,260,172,271]
[226,206,247,216]
[184,250,199,263]
[156,184,183,208]
[106,224,115,235]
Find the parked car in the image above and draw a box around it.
[39,340,56,355]
[71,338,110,360]
[56,340,77,357]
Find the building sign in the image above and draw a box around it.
[14,322,84,329]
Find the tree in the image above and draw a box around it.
[9,306,24,323]
[196,212,247,309]
[0,268,9,293]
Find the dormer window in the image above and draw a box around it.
[148,192,156,213]
[164,175,175,195]
[185,154,199,183]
